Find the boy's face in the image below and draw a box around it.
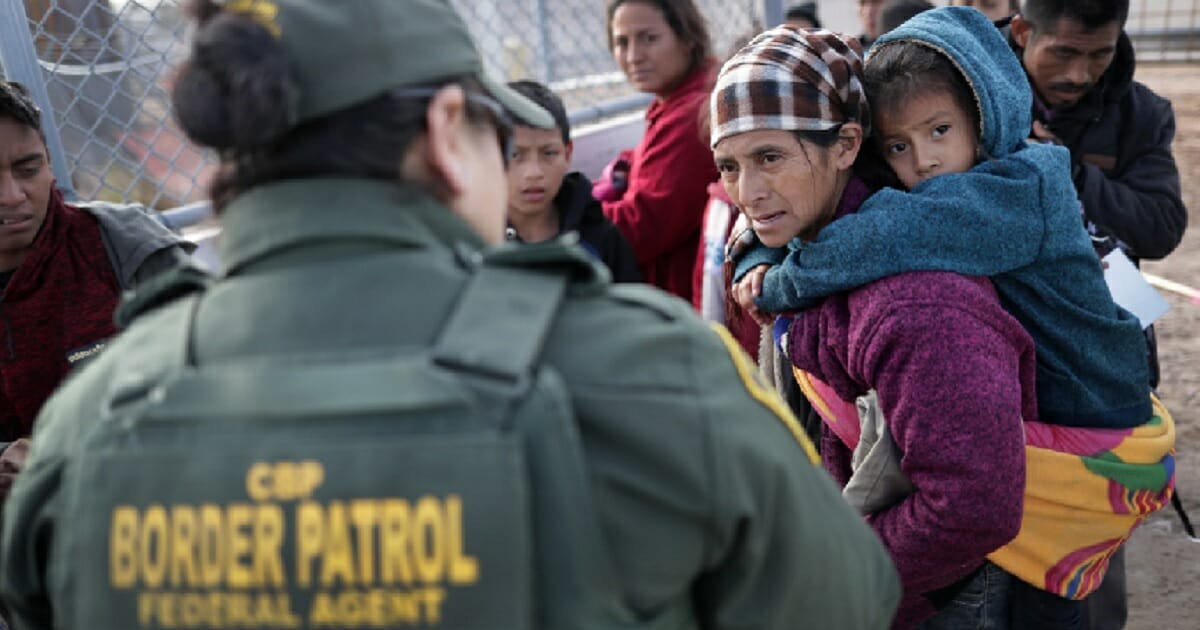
[0,118,53,272]
[876,90,979,190]
[506,125,572,220]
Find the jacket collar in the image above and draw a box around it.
[219,178,486,274]
[647,60,715,122]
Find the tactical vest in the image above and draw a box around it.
[58,252,627,629]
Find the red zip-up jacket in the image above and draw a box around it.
[603,63,717,303]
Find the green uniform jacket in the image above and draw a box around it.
[0,178,899,629]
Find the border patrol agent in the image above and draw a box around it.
[0,1,900,628]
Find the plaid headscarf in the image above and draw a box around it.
[710,27,870,148]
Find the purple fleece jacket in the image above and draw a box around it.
[787,270,1036,628]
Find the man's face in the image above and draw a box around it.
[0,118,53,272]
[1012,16,1121,109]
[859,0,885,40]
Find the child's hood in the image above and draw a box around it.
[869,6,1031,159]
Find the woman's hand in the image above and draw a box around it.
[732,265,773,326]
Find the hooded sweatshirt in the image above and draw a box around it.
[779,175,1034,629]
[758,6,1151,429]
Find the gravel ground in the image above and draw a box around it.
[1121,63,1200,630]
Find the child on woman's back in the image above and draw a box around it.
[735,5,1175,623]
[741,6,1147,430]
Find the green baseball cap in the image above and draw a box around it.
[233,0,553,129]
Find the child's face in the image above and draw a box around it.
[876,90,979,190]
[506,125,572,219]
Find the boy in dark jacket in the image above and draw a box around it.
[504,81,639,283]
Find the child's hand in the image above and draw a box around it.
[732,265,773,326]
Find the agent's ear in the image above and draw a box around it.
[834,122,864,171]
[564,140,574,163]
[420,84,471,198]
[1010,14,1033,48]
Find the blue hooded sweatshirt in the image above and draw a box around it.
[755,6,1151,428]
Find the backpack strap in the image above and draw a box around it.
[431,261,570,385]
[431,257,635,625]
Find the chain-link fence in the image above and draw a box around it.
[1,0,202,208]
[1127,0,1200,62]
[0,0,768,213]
[2,0,1197,215]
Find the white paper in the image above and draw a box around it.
[1103,249,1170,329]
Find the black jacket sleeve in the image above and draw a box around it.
[601,226,642,283]
[1075,90,1187,261]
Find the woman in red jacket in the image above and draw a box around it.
[601,0,718,302]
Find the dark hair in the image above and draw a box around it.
[606,0,712,75]
[507,80,570,145]
[863,41,981,152]
[794,127,899,190]
[174,0,498,211]
[0,82,45,144]
[786,3,822,28]
[879,0,934,34]
[1020,0,1128,31]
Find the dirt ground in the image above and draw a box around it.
[1122,64,1200,630]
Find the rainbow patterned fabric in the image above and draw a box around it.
[989,394,1175,599]
[794,368,1176,600]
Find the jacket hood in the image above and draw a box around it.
[1096,31,1136,105]
[1068,30,1136,110]
[870,6,1031,159]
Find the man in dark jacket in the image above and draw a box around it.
[504,80,640,283]
[1009,1,1187,627]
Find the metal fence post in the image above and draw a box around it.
[535,0,555,82]
[0,0,76,199]
[761,0,785,28]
